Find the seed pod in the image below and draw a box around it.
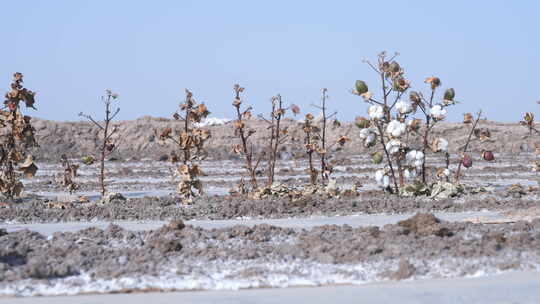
[393,78,409,92]
[355,80,369,95]
[389,61,401,73]
[524,112,534,124]
[355,116,370,129]
[482,151,495,161]
[409,91,421,104]
[461,154,473,168]
[424,77,441,89]
[372,152,383,164]
[291,104,301,115]
[444,88,455,101]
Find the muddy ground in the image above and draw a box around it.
[1,214,540,296]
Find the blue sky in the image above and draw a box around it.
[1,0,538,122]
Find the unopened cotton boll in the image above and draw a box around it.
[368,105,384,120]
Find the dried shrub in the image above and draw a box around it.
[158,89,211,203]
[302,113,319,184]
[79,89,120,197]
[0,73,38,199]
[260,94,289,186]
[302,88,350,185]
[58,154,79,193]
[520,102,540,182]
[230,84,263,192]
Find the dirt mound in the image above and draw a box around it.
[30,116,534,161]
[397,213,453,237]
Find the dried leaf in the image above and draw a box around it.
[291,104,300,115]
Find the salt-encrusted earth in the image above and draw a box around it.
[1,214,540,296]
[3,151,538,223]
[1,117,540,298]
[2,194,540,223]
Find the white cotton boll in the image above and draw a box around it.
[404,169,417,180]
[360,128,377,147]
[368,105,384,120]
[430,105,447,120]
[443,168,450,177]
[382,175,390,188]
[395,100,412,114]
[359,128,373,139]
[385,139,401,154]
[365,134,376,146]
[386,120,406,138]
[438,138,449,152]
[375,169,384,184]
[406,150,417,162]
[415,151,424,160]
[414,159,423,169]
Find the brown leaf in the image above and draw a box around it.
[159,128,172,140]
[19,155,38,178]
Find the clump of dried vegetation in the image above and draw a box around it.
[0,73,38,199]
[229,85,353,200]
[300,88,352,187]
[158,89,211,203]
[353,52,492,197]
[57,154,79,193]
[231,84,262,193]
[520,103,540,177]
[230,84,294,197]
[79,89,121,197]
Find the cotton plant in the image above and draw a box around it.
[352,51,461,194]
